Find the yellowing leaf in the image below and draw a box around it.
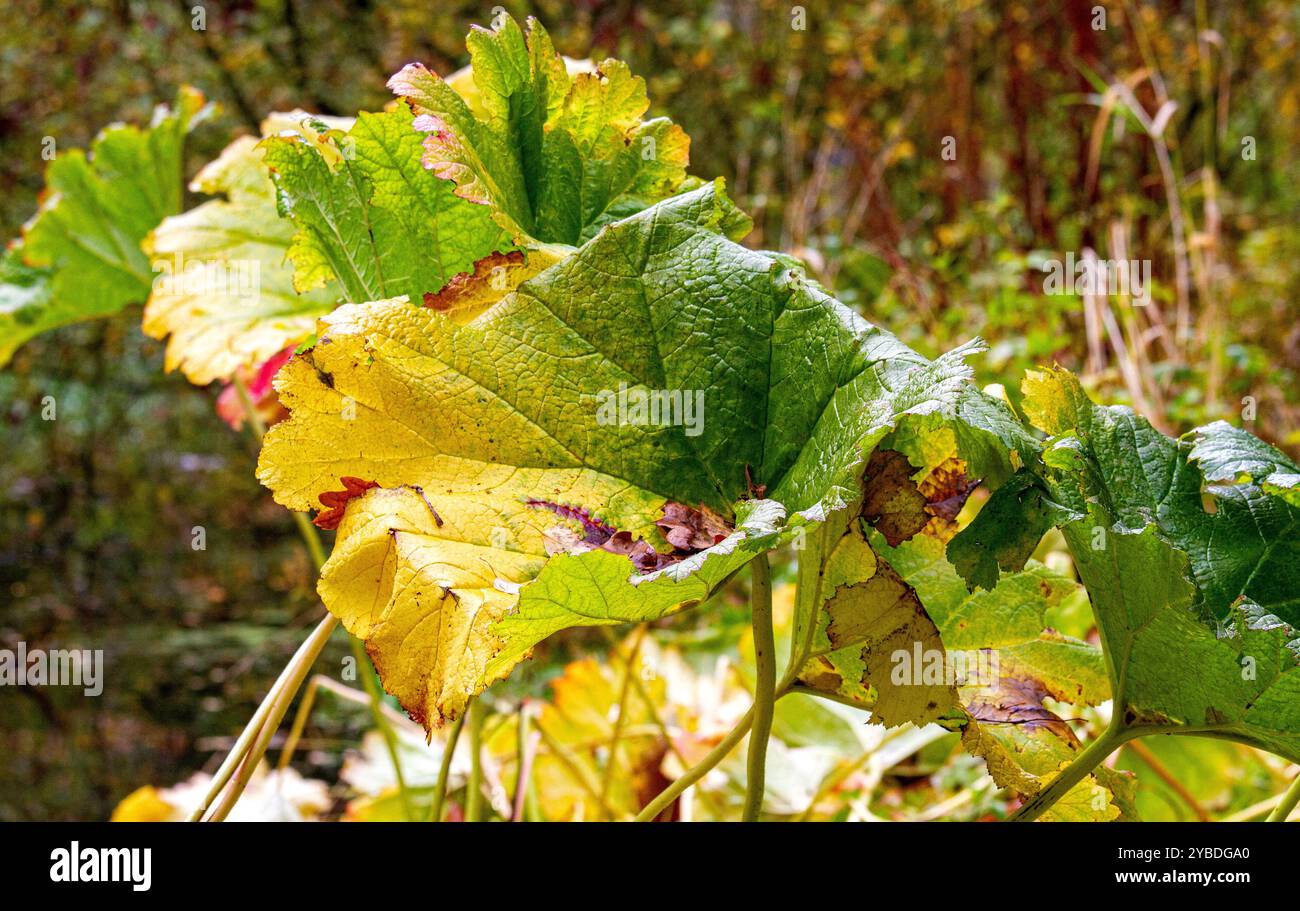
[799,517,959,727]
[960,675,1126,822]
[316,476,651,726]
[259,183,1026,732]
[142,113,340,385]
[110,786,175,823]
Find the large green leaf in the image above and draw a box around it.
[949,366,1300,761]
[1,87,212,366]
[257,181,1024,728]
[263,110,510,306]
[1188,419,1300,508]
[387,13,691,246]
[1067,513,1300,760]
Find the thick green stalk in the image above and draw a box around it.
[427,703,470,822]
[1266,770,1300,822]
[634,523,829,823]
[203,613,339,821]
[465,699,487,822]
[1007,722,1132,822]
[742,554,775,822]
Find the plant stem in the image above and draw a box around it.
[427,703,470,822]
[598,625,646,818]
[291,510,328,569]
[189,658,295,820]
[742,554,775,822]
[635,704,757,822]
[512,702,538,822]
[202,613,339,821]
[634,522,831,823]
[1266,769,1300,822]
[1007,722,1132,822]
[465,698,486,822]
[277,674,414,769]
[276,674,323,770]
[1222,792,1286,823]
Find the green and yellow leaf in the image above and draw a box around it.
[1,87,212,366]
[258,182,1024,730]
[142,113,342,384]
[388,13,691,246]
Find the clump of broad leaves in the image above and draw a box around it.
[4,14,1298,823]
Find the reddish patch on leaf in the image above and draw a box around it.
[527,499,734,574]
[315,477,380,530]
[656,502,731,551]
[524,499,618,544]
[921,460,979,521]
[965,674,1076,740]
[423,250,527,310]
[599,531,681,574]
[861,450,980,546]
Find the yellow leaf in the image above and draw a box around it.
[141,113,341,385]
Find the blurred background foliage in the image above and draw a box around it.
[1,0,1297,819]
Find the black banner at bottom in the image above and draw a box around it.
[0,821,1275,898]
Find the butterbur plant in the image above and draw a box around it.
[4,14,1299,824]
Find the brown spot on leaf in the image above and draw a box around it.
[862,450,979,546]
[965,674,1076,741]
[920,460,978,520]
[861,449,930,546]
[656,502,731,551]
[529,499,735,574]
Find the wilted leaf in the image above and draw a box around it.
[961,674,1124,822]
[802,518,959,728]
